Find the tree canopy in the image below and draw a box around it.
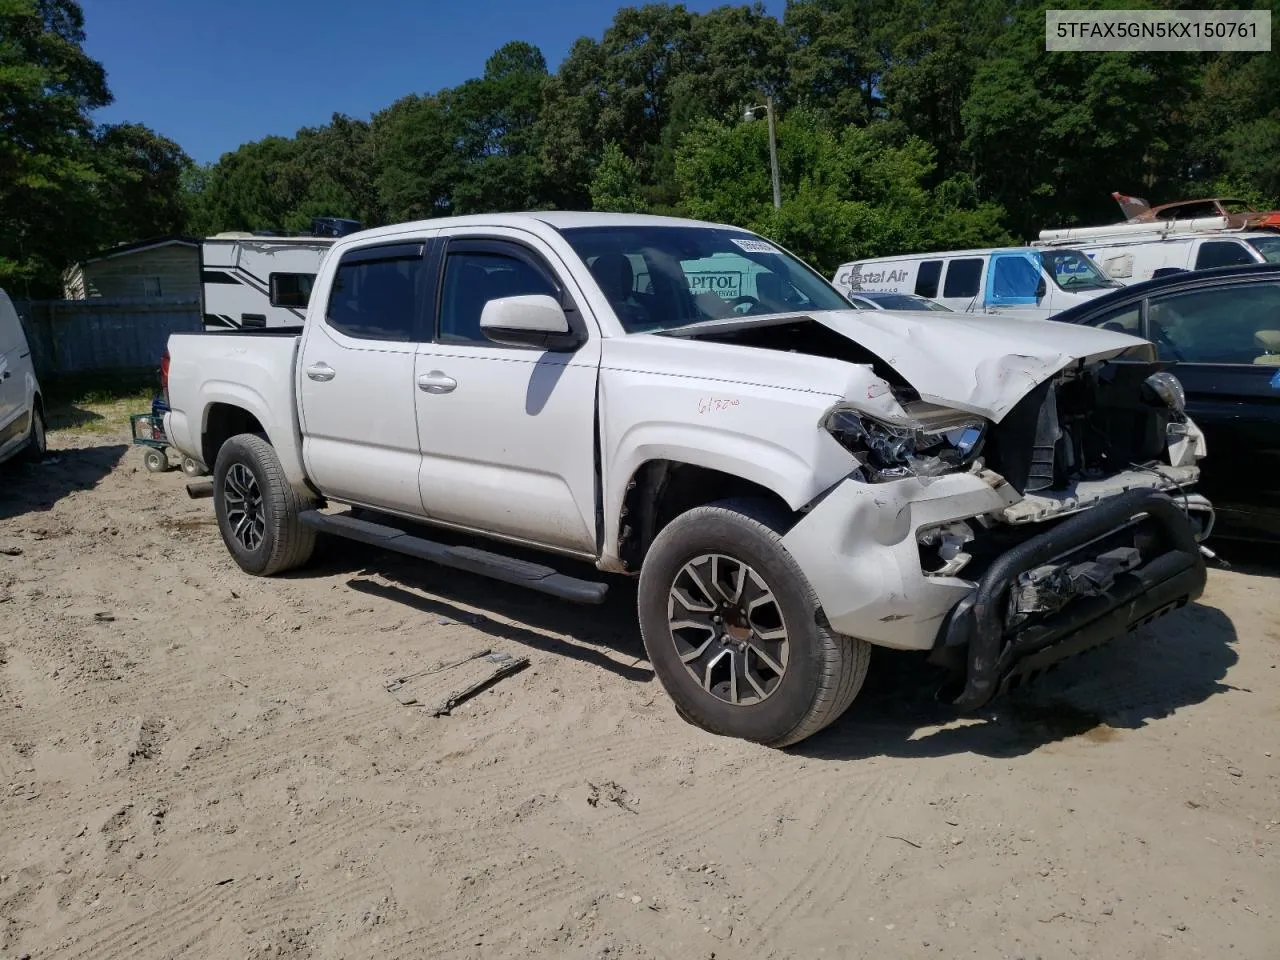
[0,0,191,294]
[6,0,1279,294]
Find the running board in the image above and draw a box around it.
[298,510,608,604]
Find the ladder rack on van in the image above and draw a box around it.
[1035,217,1248,246]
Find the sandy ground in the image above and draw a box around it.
[1,426,1277,960]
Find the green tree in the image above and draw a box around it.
[92,122,192,242]
[590,142,647,212]
[195,135,307,233]
[373,93,465,221]
[0,0,109,293]
[676,112,1009,274]
[449,41,550,213]
[961,0,1201,235]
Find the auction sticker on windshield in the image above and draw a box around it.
[730,237,780,254]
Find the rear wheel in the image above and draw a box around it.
[637,499,870,748]
[22,405,46,463]
[213,433,315,576]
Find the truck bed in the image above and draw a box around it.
[163,330,308,489]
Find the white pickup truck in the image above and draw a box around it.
[163,212,1214,747]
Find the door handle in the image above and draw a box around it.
[417,370,457,394]
[305,362,335,382]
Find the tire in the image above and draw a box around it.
[142,447,168,473]
[637,498,870,748]
[181,456,204,477]
[22,404,46,463]
[213,433,315,576]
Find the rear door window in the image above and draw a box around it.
[326,242,426,341]
[942,258,983,298]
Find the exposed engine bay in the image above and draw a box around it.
[983,359,1191,496]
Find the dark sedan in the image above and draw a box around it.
[1051,262,1280,541]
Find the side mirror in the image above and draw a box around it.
[1035,277,1047,299]
[480,294,581,351]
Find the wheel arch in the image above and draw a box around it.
[615,458,799,573]
[197,384,308,493]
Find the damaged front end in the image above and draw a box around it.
[932,487,1205,711]
[921,358,1210,710]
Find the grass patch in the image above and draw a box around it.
[43,368,159,435]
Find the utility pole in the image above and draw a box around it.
[743,98,782,210]
[765,95,781,210]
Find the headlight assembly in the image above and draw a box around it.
[821,402,987,482]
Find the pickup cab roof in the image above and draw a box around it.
[340,210,743,246]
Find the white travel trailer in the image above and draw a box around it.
[200,233,340,329]
[1033,220,1280,285]
[832,246,1119,318]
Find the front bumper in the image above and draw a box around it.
[933,488,1206,711]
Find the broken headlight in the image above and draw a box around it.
[822,403,987,482]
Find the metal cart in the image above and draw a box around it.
[130,397,204,476]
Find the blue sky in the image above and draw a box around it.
[81,0,786,165]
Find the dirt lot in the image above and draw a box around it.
[1,418,1277,960]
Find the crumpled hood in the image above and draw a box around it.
[811,309,1144,420]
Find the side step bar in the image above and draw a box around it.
[298,510,609,604]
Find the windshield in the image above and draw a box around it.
[862,292,953,312]
[1248,236,1280,263]
[560,225,852,332]
[1041,249,1118,291]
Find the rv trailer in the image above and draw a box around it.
[199,233,339,330]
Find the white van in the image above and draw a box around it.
[831,246,1119,317]
[1034,224,1280,285]
[0,288,45,467]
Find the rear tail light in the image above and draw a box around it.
[160,348,170,407]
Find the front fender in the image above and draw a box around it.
[602,420,855,569]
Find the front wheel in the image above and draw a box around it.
[637,499,870,748]
[213,433,315,576]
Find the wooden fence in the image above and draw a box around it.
[14,298,200,378]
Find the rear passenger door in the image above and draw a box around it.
[297,236,435,516]
[413,230,602,554]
